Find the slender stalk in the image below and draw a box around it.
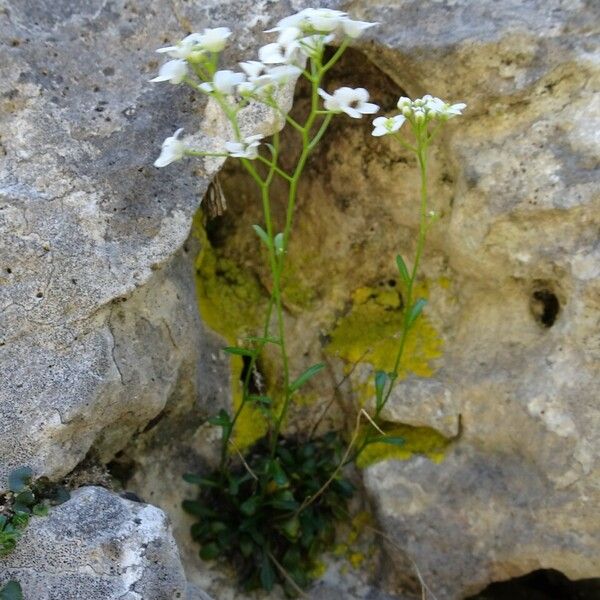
[379,130,429,413]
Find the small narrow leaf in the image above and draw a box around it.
[396,254,411,286]
[260,553,276,591]
[268,460,288,487]
[182,474,220,488]
[374,370,387,412]
[199,542,220,561]
[50,486,70,506]
[240,495,261,516]
[274,232,284,255]
[244,335,281,346]
[208,409,231,428]
[406,298,427,328]
[252,224,271,247]
[223,346,256,358]
[0,581,23,600]
[32,503,49,517]
[182,500,218,518]
[370,435,405,447]
[279,515,300,540]
[289,363,325,393]
[8,467,33,493]
[248,395,272,406]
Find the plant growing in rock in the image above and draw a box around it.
[150,6,464,594]
[0,467,70,557]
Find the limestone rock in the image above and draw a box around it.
[0,486,187,599]
[1,0,599,598]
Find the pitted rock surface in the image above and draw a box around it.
[0,486,187,599]
[1,1,599,599]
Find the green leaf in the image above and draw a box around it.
[244,335,281,346]
[289,363,325,393]
[199,542,220,561]
[32,503,49,517]
[0,581,23,600]
[14,490,35,507]
[239,535,254,557]
[396,254,411,287]
[240,495,261,516]
[406,298,427,328]
[274,232,284,255]
[207,409,231,428]
[370,435,405,447]
[0,516,7,529]
[248,395,272,407]
[331,478,355,498]
[252,224,271,247]
[11,511,31,527]
[374,370,387,412]
[50,486,70,506]
[8,467,32,493]
[279,515,300,540]
[182,500,217,518]
[223,346,256,358]
[260,552,275,591]
[267,459,288,487]
[182,474,220,488]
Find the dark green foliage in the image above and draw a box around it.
[0,469,70,557]
[183,432,354,596]
[0,581,23,600]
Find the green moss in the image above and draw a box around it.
[192,212,268,448]
[357,424,450,467]
[326,284,443,377]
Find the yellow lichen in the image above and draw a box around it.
[326,283,443,376]
[326,283,450,465]
[357,424,450,467]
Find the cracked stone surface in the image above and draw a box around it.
[0,486,187,599]
[1,0,599,598]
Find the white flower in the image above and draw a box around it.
[150,59,188,84]
[224,134,264,159]
[199,69,246,94]
[156,34,203,59]
[268,9,377,39]
[266,64,302,83]
[239,60,266,79]
[318,87,379,119]
[341,18,378,38]
[304,8,347,32]
[199,27,232,52]
[154,128,186,167]
[426,97,466,119]
[372,115,406,136]
[397,96,412,109]
[258,29,303,65]
[237,63,301,95]
[259,42,288,64]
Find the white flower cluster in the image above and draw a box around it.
[373,95,466,136]
[150,9,378,167]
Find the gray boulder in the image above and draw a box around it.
[0,486,187,599]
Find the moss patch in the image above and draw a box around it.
[193,212,268,448]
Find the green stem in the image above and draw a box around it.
[378,127,430,416]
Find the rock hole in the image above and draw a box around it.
[465,568,600,600]
[530,286,560,328]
